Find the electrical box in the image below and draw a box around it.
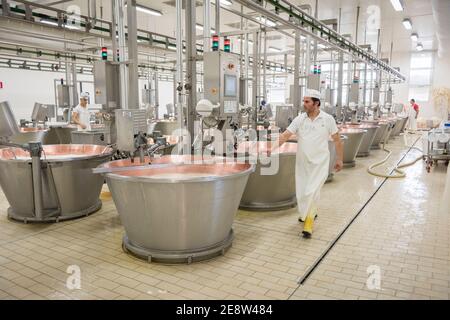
[141,88,153,105]
[57,84,72,108]
[289,85,303,111]
[386,88,393,104]
[373,86,380,104]
[71,131,107,145]
[94,61,121,111]
[349,83,360,105]
[307,74,321,91]
[203,51,240,119]
[275,104,295,131]
[324,88,335,105]
[115,109,147,152]
[239,78,247,105]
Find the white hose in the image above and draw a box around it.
[367,133,423,179]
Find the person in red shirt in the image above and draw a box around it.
[407,99,419,131]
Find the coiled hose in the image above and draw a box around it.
[367,131,423,178]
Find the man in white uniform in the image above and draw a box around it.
[72,92,92,131]
[272,89,344,238]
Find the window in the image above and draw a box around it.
[408,52,434,102]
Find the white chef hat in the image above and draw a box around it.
[80,92,90,99]
[304,89,321,100]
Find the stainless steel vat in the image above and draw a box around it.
[44,123,78,144]
[361,120,390,149]
[147,135,179,155]
[398,116,409,134]
[10,127,49,145]
[101,155,254,264]
[339,128,366,167]
[0,101,19,138]
[0,144,113,223]
[153,120,180,136]
[341,124,379,157]
[386,117,404,139]
[238,142,297,211]
[71,130,108,145]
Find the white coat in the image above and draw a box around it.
[73,104,91,131]
[287,110,338,220]
[407,104,418,131]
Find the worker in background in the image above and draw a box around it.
[72,92,92,131]
[407,98,419,131]
[271,89,344,238]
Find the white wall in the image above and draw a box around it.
[137,78,174,117]
[0,67,174,121]
[0,68,94,121]
[391,51,450,119]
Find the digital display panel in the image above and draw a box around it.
[224,75,237,97]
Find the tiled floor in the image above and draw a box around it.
[0,133,449,300]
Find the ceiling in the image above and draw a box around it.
[103,0,437,55]
[3,0,441,67]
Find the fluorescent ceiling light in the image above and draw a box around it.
[195,24,216,34]
[40,19,58,26]
[137,5,162,16]
[402,19,412,30]
[255,16,277,28]
[65,24,80,30]
[126,3,163,16]
[416,43,423,51]
[167,44,177,51]
[411,33,418,42]
[390,0,404,11]
[269,46,282,52]
[211,0,232,6]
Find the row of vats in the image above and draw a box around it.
[0,101,408,264]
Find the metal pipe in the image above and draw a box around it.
[337,52,344,120]
[30,143,43,220]
[111,0,118,62]
[127,0,139,109]
[244,18,249,105]
[203,0,211,53]
[252,31,260,127]
[347,54,352,106]
[313,0,318,65]
[215,0,220,34]
[239,5,243,77]
[293,30,301,115]
[154,71,159,119]
[175,0,184,131]
[88,0,97,26]
[388,40,393,91]
[353,6,360,79]
[185,0,197,142]
[262,31,267,101]
[115,0,128,109]
[72,62,78,105]
[363,62,368,107]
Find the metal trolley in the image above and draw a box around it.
[423,127,450,173]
